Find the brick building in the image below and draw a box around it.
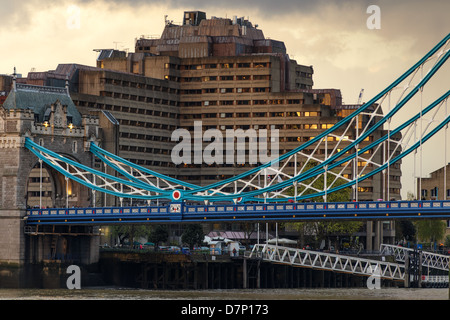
[418,163,450,201]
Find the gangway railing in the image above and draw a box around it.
[380,244,449,271]
[246,244,405,281]
[421,275,449,287]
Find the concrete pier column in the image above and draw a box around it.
[256,259,261,289]
[243,257,247,289]
[365,221,373,251]
[374,221,382,251]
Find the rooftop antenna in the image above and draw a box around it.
[12,67,17,92]
[65,74,70,95]
[164,15,173,26]
[357,89,364,104]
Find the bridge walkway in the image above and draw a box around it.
[246,244,406,281]
[380,244,449,271]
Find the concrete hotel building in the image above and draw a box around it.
[0,11,401,249]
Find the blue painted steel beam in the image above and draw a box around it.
[179,35,450,195]
[25,200,450,225]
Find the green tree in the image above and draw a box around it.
[148,224,169,248]
[286,161,352,203]
[111,225,152,247]
[283,221,315,248]
[415,220,446,248]
[444,235,450,247]
[181,224,205,248]
[396,220,416,242]
[314,221,363,250]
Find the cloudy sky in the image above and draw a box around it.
[1,0,449,197]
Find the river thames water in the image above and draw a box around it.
[0,287,447,300]
[1,287,446,319]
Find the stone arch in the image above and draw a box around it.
[25,153,92,209]
[25,162,55,209]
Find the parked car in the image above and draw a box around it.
[193,246,210,254]
[168,246,181,253]
[181,247,191,255]
[158,246,169,252]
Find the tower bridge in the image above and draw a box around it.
[0,29,449,289]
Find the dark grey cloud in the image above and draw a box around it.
[79,0,374,17]
[3,0,448,54]
[2,0,371,19]
[89,0,449,46]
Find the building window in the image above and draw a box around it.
[253,100,267,105]
[237,63,251,68]
[236,75,251,80]
[269,99,284,105]
[421,189,428,198]
[270,112,284,117]
[430,187,438,199]
[304,111,319,117]
[253,112,266,117]
[220,88,233,93]
[253,87,268,93]
[220,63,234,68]
[254,62,268,68]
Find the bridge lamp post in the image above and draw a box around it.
[39,159,43,209]
[65,176,69,208]
[444,98,448,201]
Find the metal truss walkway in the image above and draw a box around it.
[380,244,449,271]
[246,244,406,281]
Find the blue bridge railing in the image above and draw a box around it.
[25,200,450,225]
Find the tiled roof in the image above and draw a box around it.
[2,83,82,126]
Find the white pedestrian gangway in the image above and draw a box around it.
[247,244,406,281]
[380,244,449,271]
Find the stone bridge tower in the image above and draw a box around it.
[0,74,101,276]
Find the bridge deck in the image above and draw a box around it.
[25,200,450,225]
